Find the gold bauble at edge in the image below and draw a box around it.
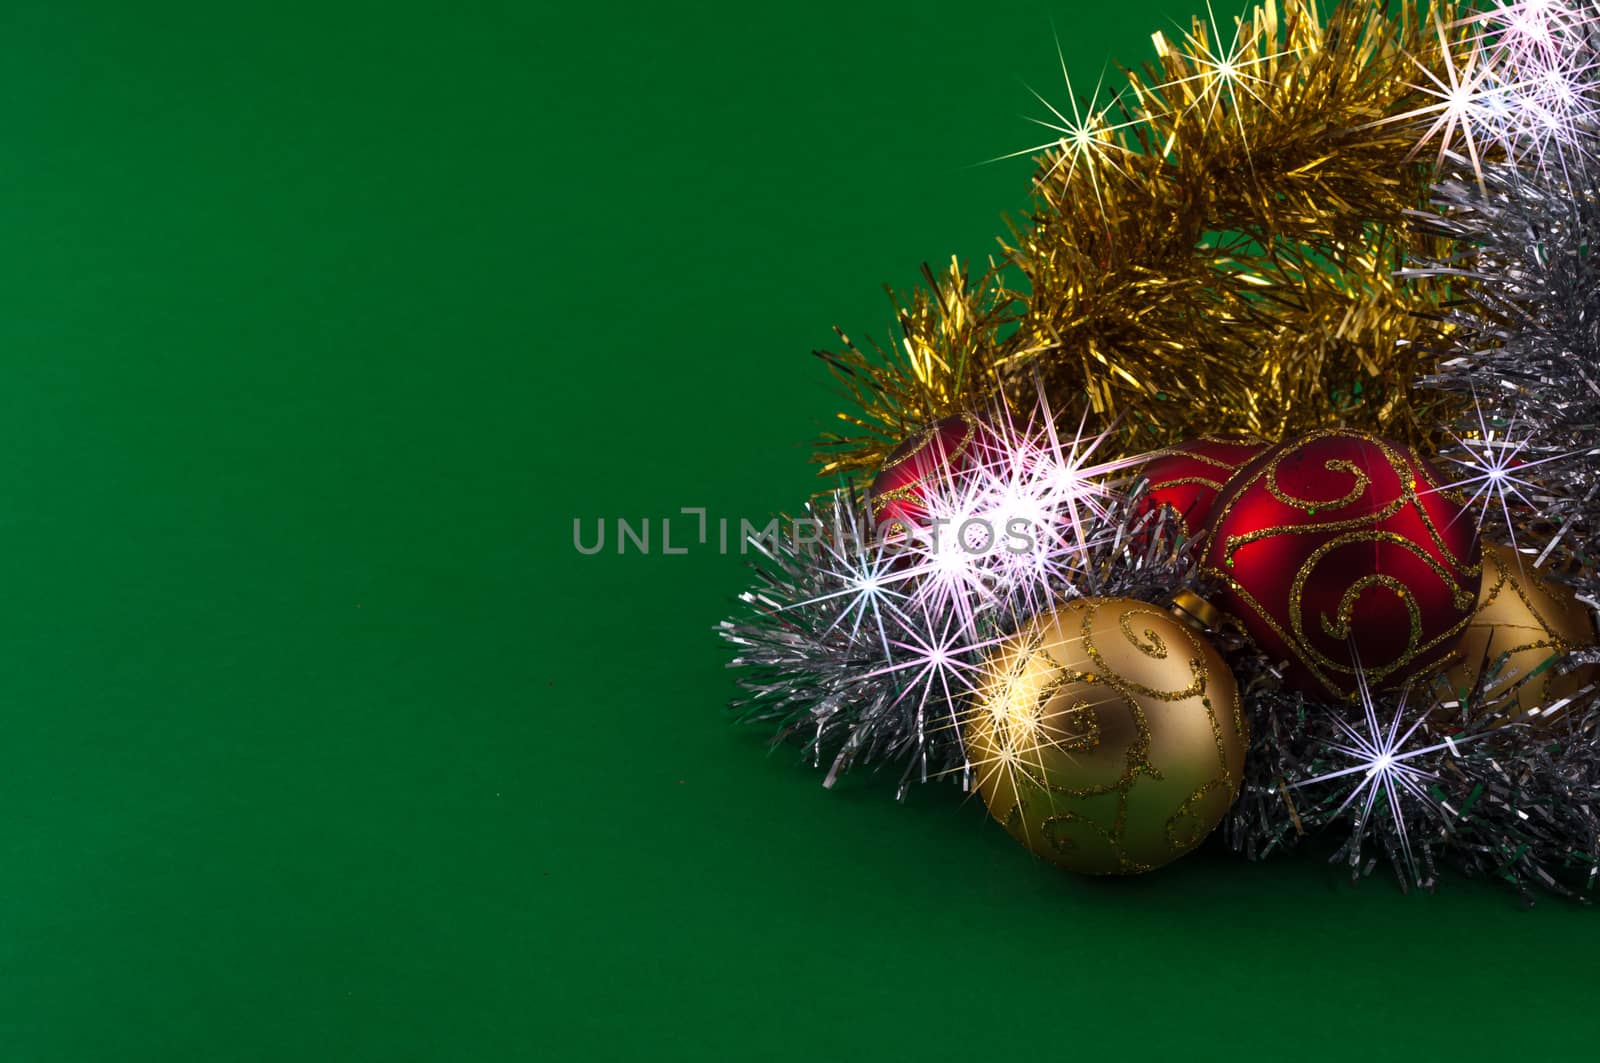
[964,597,1248,876]
[1445,543,1599,724]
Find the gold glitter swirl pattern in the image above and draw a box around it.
[964,597,1247,875]
[1322,573,1418,642]
[867,414,979,517]
[1265,458,1370,514]
[1148,436,1270,468]
[1118,610,1169,661]
[1202,429,1481,698]
[1151,474,1229,491]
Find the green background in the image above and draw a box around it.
[0,1,1592,1059]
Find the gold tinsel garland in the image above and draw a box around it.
[814,0,1470,473]
[813,259,1016,478]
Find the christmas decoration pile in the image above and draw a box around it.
[720,0,1600,901]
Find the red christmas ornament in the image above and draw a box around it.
[1201,429,1481,699]
[868,413,985,537]
[1138,436,1270,537]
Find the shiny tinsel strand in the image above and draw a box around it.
[718,482,1198,796]
[1224,664,1600,902]
[716,493,974,796]
[814,0,1472,473]
[1410,159,1600,590]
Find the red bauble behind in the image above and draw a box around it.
[1201,429,1481,699]
[1138,436,1269,538]
[868,413,985,537]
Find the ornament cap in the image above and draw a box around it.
[1170,589,1220,632]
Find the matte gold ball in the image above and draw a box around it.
[964,597,1248,875]
[1445,543,1598,724]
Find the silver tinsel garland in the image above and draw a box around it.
[718,493,977,795]
[1223,662,1600,902]
[1408,160,1600,590]
[719,483,1197,797]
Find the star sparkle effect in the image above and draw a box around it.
[787,391,1149,657]
[1288,656,1486,888]
[1379,10,1502,179]
[1372,1,1600,183]
[990,48,1141,210]
[1465,0,1600,89]
[734,393,1152,783]
[787,493,912,661]
[953,626,1086,836]
[865,599,1008,789]
[998,2,1306,201]
[1466,0,1600,169]
[725,396,1148,794]
[896,396,1146,637]
[1425,393,1585,562]
[1149,0,1299,154]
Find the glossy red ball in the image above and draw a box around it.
[868,414,985,537]
[1202,429,1480,699]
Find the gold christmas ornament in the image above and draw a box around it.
[1445,544,1599,724]
[964,597,1247,875]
